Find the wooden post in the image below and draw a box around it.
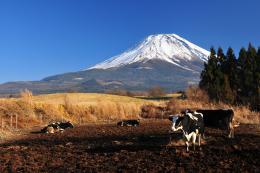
[40,114,43,124]
[10,115,13,128]
[79,116,81,125]
[1,117,3,131]
[15,114,18,129]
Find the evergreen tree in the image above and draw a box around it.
[200,47,216,98]
[222,74,235,103]
[216,47,225,100]
[223,47,237,103]
[200,47,222,101]
[244,43,256,98]
[255,48,260,105]
[199,44,260,107]
[237,47,247,102]
[217,47,226,64]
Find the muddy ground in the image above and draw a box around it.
[0,120,260,173]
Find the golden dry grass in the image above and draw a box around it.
[167,98,260,124]
[166,86,260,124]
[0,93,162,134]
[33,93,151,105]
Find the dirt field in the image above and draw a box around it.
[0,120,260,173]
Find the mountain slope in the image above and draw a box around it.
[88,34,209,72]
[0,34,209,94]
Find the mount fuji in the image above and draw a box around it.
[0,34,209,94]
[88,34,209,71]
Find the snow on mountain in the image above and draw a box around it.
[87,34,210,71]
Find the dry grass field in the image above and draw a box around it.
[32,93,152,105]
[0,91,163,139]
[0,88,259,141]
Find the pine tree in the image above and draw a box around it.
[255,48,260,105]
[244,43,256,99]
[200,47,216,99]
[217,47,226,64]
[200,47,216,89]
[237,47,247,102]
[222,47,237,103]
[216,47,225,100]
[200,47,223,101]
[222,74,235,103]
[199,44,260,106]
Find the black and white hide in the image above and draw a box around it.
[41,121,74,134]
[57,121,74,129]
[170,112,204,152]
[41,123,63,134]
[117,119,140,127]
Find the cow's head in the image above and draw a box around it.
[67,121,74,128]
[168,114,179,122]
[171,116,184,132]
[180,109,193,115]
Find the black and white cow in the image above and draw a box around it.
[169,111,204,152]
[58,121,74,129]
[41,121,74,133]
[196,109,235,138]
[41,122,62,133]
[117,119,140,127]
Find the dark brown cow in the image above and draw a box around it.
[196,109,235,138]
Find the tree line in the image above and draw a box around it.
[199,43,260,108]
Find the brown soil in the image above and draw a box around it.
[0,120,260,173]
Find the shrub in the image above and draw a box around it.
[185,85,209,103]
[148,86,165,97]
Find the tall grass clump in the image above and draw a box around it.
[19,89,35,119]
[166,86,260,124]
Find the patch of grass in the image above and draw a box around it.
[135,93,181,101]
[0,93,162,132]
[33,93,153,105]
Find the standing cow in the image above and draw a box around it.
[196,109,235,138]
[170,111,204,152]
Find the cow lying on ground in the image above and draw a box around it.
[196,109,235,138]
[41,121,74,134]
[58,121,74,129]
[169,111,204,152]
[117,119,140,127]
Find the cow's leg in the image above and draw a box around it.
[231,123,235,138]
[184,133,190,152]
[228,130,234,138]
[198,134,201,147]
[191,133,197,151]
[228,122,235,138]
[231,128,234,138]
[197,134,202,150]
[185,141,189,152]
[202,133,206,139]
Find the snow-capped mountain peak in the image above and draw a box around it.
[87,34,209,71]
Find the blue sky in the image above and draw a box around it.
[0,0,260,83]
